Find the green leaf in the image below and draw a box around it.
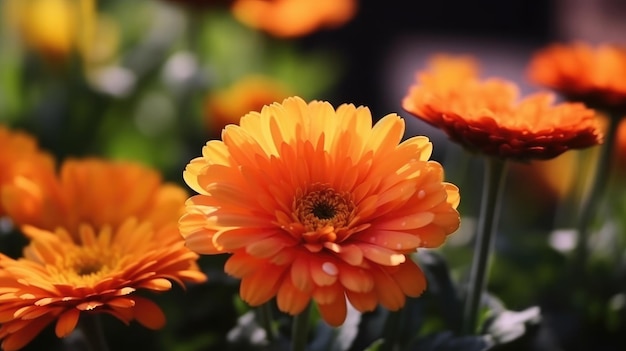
[267,46,341,99]
[363,339,385,351]
[198,11,265,85]
[349,307,388,351]
[417,251,464,332]
[0,46,23,123]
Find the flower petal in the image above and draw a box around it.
[346,290,377,312]
[359,244,406,266]
[240,264,287,306]
[277,277,311,315]
[387,259,427,297]
[316,296,347,327]
[133,297,166,330]
[54,309,80,337]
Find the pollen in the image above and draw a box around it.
[294,184,355,234]
[50,245,121,286]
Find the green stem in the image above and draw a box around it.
[380,309,402,351]
[292,303,312,351]
[462,157,509,334]
[255,302,275,343]
[574,113,620,273]
[79,314,110,351]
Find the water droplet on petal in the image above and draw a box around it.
[418,190,426,199]
[322,262,338,276]
[396,243,402,249]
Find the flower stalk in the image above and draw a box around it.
[381,309,403,351]
[256,303,275,343]
[292,303,312,351]
[79,314,110,351]
[574,112,621,273]
[462,157,509,334]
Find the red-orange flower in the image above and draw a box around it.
[232,0,357,38]
[180,96,460,326]
[204,75,292,136]
[528,42,626,110]
[0,126,55,218]
[0,219,206,351]
[2,158,187,237]
[402,57,603,160]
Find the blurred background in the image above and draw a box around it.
[1,0,626,350]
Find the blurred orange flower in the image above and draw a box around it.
[1,158,187,237]
[528,42,626,110]
[0,126,55,219]
[180,96,460,326]
[232,0,357,38]
[0,219,206,351]
[416,54,480,90]
[204,75,292,135]
[403,57,603,160]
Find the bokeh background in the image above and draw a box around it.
[1,0,626,350]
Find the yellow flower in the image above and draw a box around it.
[3,0,117,66]
[0,126,55,219]
[204,75,293,135]
[2,158,187,237]
[232,0,357,38]
[0,219,206,351]
[180,96,460,326]
[527,42,626,110]
[403,56,603,160]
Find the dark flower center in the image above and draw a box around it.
[312,202,336,219]
[75,262,103,276]
[294,184,354,234]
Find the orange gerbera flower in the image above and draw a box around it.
[232,0,357,38]
[402,58,603,160]
[204,75,292,136]
[0,126,55,218]
[180,96,460,326]
[1,158,187,236]
[528,42,626,110]
[0,219,206,351]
